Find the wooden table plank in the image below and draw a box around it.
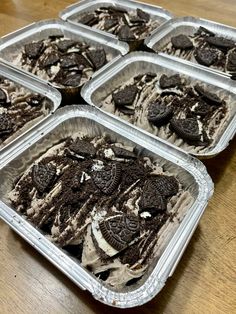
[0,1,236,313]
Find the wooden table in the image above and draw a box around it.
[0,0,235,313]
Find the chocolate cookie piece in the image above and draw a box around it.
[226,49,236,72]
[195,47,218,66]
[159,74,182,89]
[32,163,56,193]
[26,94,44,107]
[120,243,140,265]
[24,41,44,59]
[118,25,136,41]
[69,139,96,158]
[0,113,13,136]
[147,101,173,126]
[42,52,60,68]
[171,34,193,50]
[152,175,179,198]
[192,100,211,116]
[62,73,82,87]
[139,179,166,215]
[99,213,140,251]
[79,14,99,26]
[86,49,107,70]
[119,108,135,115]
[0,88,7,105]
[61,53,89,70]
[107,6,127,14]
[194,84,222,105]
[104,18,118,31]
[92,163,121,194]
[170,118,201,141]
[111,146,136,159]
[137,8,150,22]
[206,36,235,50]
[196,26,215,37]
[113,85,138,107]
[56,40,77,52]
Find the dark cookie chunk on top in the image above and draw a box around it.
[79,14,99,26]
[226,49,236,72]
[104,18,118,31]
[111,146,136,159]
[137,8,150,22]
[118,25,136,41]
[26,94,44,107]
[61,53,90,70]
[32,163,56,193]
[0,88,7,105]
[0,113,13,136]
[86,49,107,70]
[147,101,173,126]
[113,85,138,107]
[171,34,193,50]
[62,73,82,87]
[195,47,218,66]
[194,84,222,105]
[191,100,212,116]
[99,213,140,251]
[159,74,182,89]
[69,139,96,158]
[92,163,121,194]
[41,52,60,68]
[170,118,201,141]
[151,175,179,198]
[24,41,44,59]
[56,39,77,52]
[206,36,235,50]
[139,179,166,216]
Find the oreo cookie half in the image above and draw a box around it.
[170,118,201,141]
[0,113,13,136]
[56,39,77,52]
[113,85,138,107]
[192,100,211,116]
[99,214,140,251]
[206,36,235,50]
[62,73,82,87]
[171,34,193,50]
[92,163,121,194]
[24,41,44,59]
[137,8,150,22]
[111,146,136,159]
[152,175,179,198]
[147,101,173,126]
[194,84,222,105]
[42,52,60,68]
[86,49,107,70]
[118,25,136,41]
[159,74,182,89]
[69,139,96,158]
[195,47,218,66]
[139,179,166,216]
[32,163,56,193]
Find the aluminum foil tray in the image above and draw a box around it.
[60,0,173,51]
[0,105,213,308]
[0,59,61,163]
[145,16,236,77]
[81,51,236,158]
[0,19,129,103]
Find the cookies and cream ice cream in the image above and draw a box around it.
[100,72,230,154]
[160,27,236,75]
[77,6,160,43]
[0,76,51,148]
[9,134,193,290]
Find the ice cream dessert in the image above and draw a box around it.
[9,134,193,290]
[100,72,230,154]
[77,6,160,43]
[160,27,236,75]
[0,76,52,148]
[12,36,108,91]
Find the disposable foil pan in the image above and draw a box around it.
[0,59,61,162]
[0,19,128,103]
[0,105,213,308]
[81,51,236,158]
[59,0,173,51]
[145,16,236,77]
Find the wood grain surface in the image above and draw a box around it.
[0,0,236,313]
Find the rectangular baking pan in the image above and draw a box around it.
[81,51,236,158]
[60,0,173,50]
[145,16,236,77]
[0,59,61,162]
[0,105,213,308]
[0,19,129,103]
